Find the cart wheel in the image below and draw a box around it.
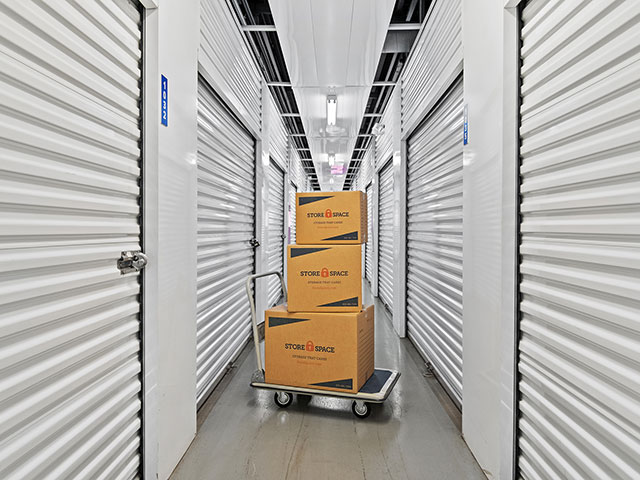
[274,391,293,408]
[352,401,371,419]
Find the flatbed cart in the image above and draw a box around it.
[246,271,401,419]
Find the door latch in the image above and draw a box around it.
[249,237,260,248]
[117,251,148,274]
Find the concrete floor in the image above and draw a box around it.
[171,285,485,480]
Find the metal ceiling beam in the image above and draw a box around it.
[388,23,421,30]
[241,25,276,31]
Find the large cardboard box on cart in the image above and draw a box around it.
[264,304,375,394]
[287,244,362,313]
[296,191,368,244]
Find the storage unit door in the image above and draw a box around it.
[365,183,374,283]
[197,79,256,407]
[289,182,297,244]
[517,1,640,478]
[0,1,144,478]
[377,161,395,310]
[267,160,285,306]
[406,78,464,407]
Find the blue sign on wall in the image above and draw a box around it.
[161,75,168,126]
[463,104,468,145]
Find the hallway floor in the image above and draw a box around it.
[171,285,485,480]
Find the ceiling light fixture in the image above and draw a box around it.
[328,153,335,166]
[326,95,337,126]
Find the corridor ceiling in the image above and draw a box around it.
[269,0,395,191]
[231,0,430,191]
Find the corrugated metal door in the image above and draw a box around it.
[377,160,394,310]
[517,1,640,478]
[196,79,256,407]
[365,183,374,283]
[0,1,143,478]
[267,160,285,306]
[289,182,297,244]
[406,78,464,407]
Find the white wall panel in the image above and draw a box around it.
[288,148,307,192]
[461,1,520,476]
[376,101,395,169]
[365,183,374,283]
[267,160,285,306]
[152,1,201,477]
[377,160,394,310]
[517,1,640,478]
[360,146,375,190]
[288,182,297,244]
[401,0,462,138]
[200,0,262,136]
[268,94,288,170]
[406,78,464,407]
[0,1,143,478]
[196,80,256,408]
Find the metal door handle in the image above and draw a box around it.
[118,251,148,274]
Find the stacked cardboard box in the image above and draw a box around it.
[265,192,374,394]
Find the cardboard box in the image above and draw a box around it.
[296,191,368,244]
[265,305,375,393]
[287,244,362,312]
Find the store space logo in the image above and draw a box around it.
[307,208,349,218]
[300,267,349,277]
[285,340,336,354]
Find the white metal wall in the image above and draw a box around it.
[289,182,297,244]
[0,1,143,478]
[267,160,285,306]
[401,0,462,136]
[196,79,256,408]
[200,0,262,135]
[288,148,308,191]
[365,183,374,283]
[268,95,287,169]
[378,160,395,310]
[517,1,640,478]
[406,78,464,407]
[376,105,394,170]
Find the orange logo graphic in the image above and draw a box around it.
[306,341,314,352]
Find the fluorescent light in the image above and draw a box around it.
[326,95,337,126]
[328,153,335,166]
[329,178,334,185]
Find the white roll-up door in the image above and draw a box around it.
[0,1,143,478]
[267,160,285,306]
[377,160,394,310]
[406,78,464,407]
[289,182,297,244]
[517,1,640,478]
[365,183,374,283]
[196,78,256,407]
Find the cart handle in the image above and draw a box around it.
[245,271,287,373]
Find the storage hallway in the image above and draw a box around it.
[0,0,638,479]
